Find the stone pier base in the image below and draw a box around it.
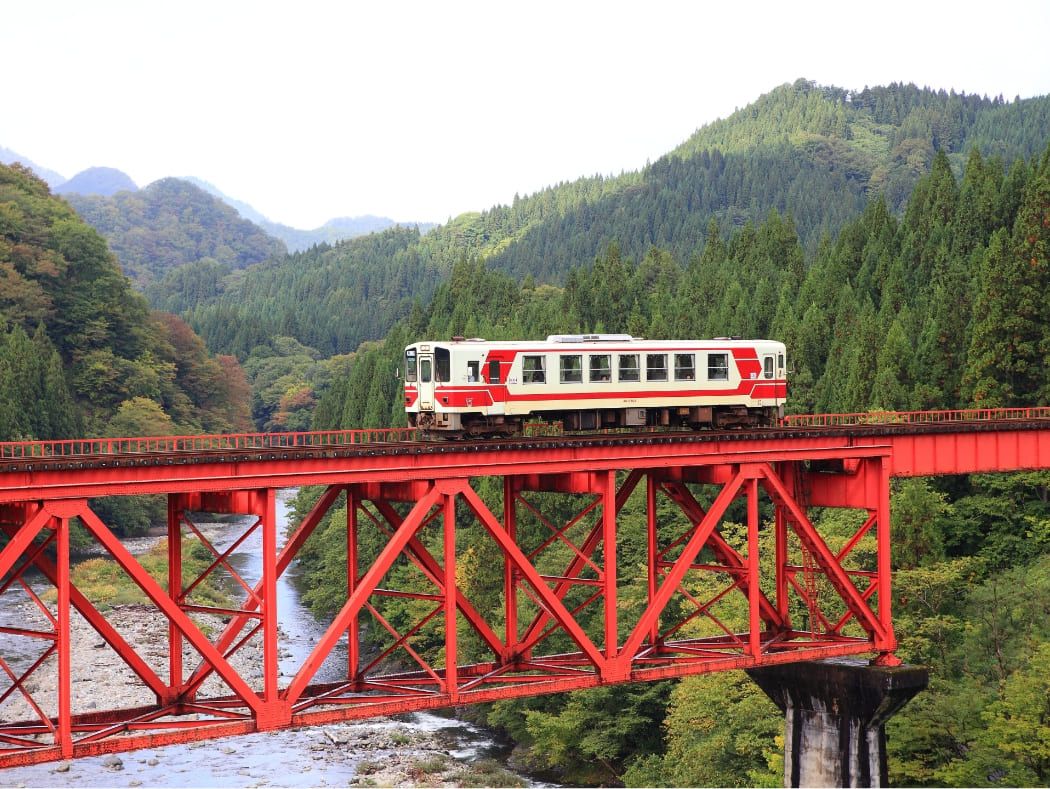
[747,659,928,788]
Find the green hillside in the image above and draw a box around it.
[483,81,1049,279]
[66,177,286,285]
[0,162,251,442]
[315,144,1050,429]
[269,216,438,253]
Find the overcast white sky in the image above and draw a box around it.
[4,1,1049,228]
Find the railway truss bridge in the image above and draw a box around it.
[1,407,1049,769]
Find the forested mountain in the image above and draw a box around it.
[673,81,1050,176]
[479,80,1049,281]
[302,141,1050,786]
[53,166,137,196]
[177,177,273,225]
[155,81,1050,369]
[65,177,286,284]
[0,161,251,442]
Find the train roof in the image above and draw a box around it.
[406,335,784,350]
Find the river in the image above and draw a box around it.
[0,492,543,787]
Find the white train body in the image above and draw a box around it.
[403,334,787,434]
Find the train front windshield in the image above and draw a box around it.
[405,348,417,382]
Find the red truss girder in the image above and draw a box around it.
[0,420,1049,505]
[0,451,899,768]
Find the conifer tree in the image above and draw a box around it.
[838,297,880,411]
[872,316,916,410]
[1019,147,1050,403]
[963,230,1039,405]
[963,145,1050,406]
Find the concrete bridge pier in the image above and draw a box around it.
[747,659,928,788]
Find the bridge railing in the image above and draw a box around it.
[0,427,419,459]
[781,406,1050,427]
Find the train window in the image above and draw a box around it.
[589,354,612,382]
[467,361,480,382]
[646,354,667,382]
[405,349,417,382]
[778,353,785,372]
[523,355,546,384]
[707,353,729,381]
[674,353,695,381]
[420,358,432,383]
[618,354,640,382]
[488,360,501,384]
[764,356,774,379]
[560,355,583,383]
[435,347,451,382]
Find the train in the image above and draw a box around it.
[402,334,787,436]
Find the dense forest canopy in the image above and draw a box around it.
[0,161,253,436]
[147,225,439,359]
[311,143,1050,432]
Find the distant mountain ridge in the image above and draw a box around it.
[179,177,435,251]
[0,148,434,253]
[54,166,138,197]
[0,146,66,188]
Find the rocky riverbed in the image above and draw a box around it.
[6,717,526,788]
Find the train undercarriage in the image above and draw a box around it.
[412,405,782,438]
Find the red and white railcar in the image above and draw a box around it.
[403,334,787,435]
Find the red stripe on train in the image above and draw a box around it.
[428,380,785,405]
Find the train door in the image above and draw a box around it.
[418,353,435,411]
[762,353,781,405]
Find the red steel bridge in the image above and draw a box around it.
[1,407,1050,767]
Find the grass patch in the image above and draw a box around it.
[457,759,527,787]
[411,753,451,774]
[47,538,233,611]
[355,759,381,775]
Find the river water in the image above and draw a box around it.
[0,493,537,787]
